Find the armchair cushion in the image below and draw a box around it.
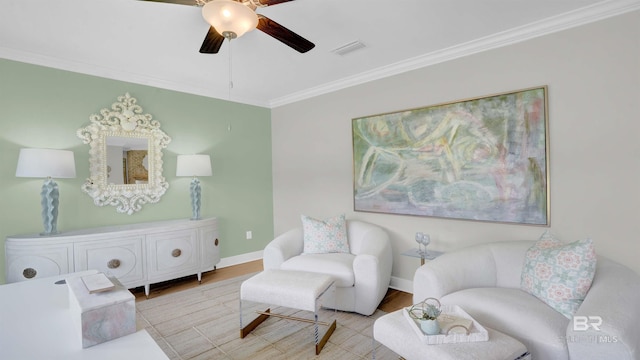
[521,237,597,318]
[280,253,355,287]
[301,214,350,254]
[442,287,570,359]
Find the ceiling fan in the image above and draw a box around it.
[142,0,315,54]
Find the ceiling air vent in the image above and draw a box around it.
[331,40,366,56]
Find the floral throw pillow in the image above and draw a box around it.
[301,214,350,254]
[521,235,597,319]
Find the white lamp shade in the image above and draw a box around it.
[16,148,76,179]
[202,0,258,38]
[176,154,213,177]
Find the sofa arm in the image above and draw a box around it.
[566,257,640,360]
[262,228,304,270]
[412,245,498,304]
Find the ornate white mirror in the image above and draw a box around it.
[77,93,171,214]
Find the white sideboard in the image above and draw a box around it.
[5,217,219,296]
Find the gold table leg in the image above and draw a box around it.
[240,307,337,355]
[316,319,337,355]
[240,308,270,338]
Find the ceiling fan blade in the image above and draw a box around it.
[199,26,225,54]
[257,0,295,6]
[256,15,315,53]
[137,0,198,6]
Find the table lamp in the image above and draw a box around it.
[176,154,212,220]
[16,148,76,235]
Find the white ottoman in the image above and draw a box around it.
[240,269,336,355]
[374,309,531,360]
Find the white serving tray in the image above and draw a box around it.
[403,305,489,344]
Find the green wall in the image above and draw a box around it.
[0,59,274,283]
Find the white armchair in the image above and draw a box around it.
[263,220,392,316]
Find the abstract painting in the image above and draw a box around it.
[352,86,549,225]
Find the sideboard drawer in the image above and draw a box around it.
[74,236,145,288]
[5,244,73,283]
[147,229,198,281]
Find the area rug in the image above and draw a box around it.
[135,273,399,359]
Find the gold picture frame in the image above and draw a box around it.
[352,86,550,225]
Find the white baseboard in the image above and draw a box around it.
[217,250,264,269]
[389,276,413,294]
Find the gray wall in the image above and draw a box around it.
[271,11,640,289]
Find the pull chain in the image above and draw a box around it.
[228,38,233,100]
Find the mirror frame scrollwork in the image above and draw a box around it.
[77,93,171,214]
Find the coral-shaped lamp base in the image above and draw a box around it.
[190,177,202,220]
[40,178,59,236]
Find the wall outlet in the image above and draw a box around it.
[246,231,252,240]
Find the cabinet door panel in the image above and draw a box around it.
[147,229,198,280]
[6,245,72,282]
[74,237,144,287]
[200,227,220,271]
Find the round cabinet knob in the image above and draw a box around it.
[23,268,37,279]
[214,238,219,246]
[172,249,182,257]
[107,259,121,269]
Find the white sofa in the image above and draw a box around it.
[263,220,392,316]
[413,241,640,360]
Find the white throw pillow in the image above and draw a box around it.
[521,233,597,319]
[301,214,350,254]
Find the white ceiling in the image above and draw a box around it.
[1,0,638,108]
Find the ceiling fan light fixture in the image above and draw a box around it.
[202,0,259,39]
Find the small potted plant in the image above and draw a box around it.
[409,297,442,335]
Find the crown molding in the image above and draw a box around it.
[269,0,640,108]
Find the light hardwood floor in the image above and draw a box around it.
[132,260,413,313]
